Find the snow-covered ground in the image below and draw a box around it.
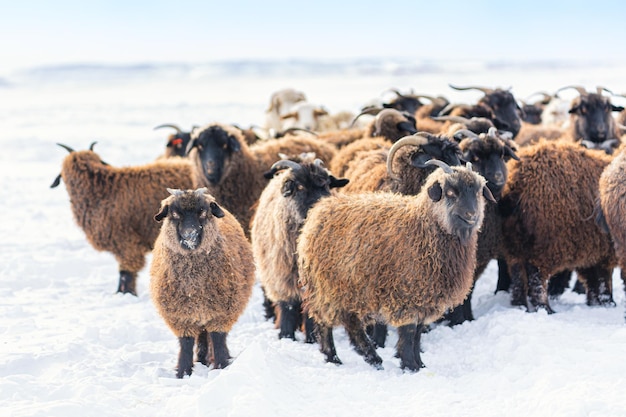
[3,60,626,417]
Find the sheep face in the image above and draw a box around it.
[187,125,242,185]
[427,168,494,242]
[568,93,623,143]
[479,90,522,137]
[154,189,225,251]
[373,109,417,141]
[412,136,463,169]
[166,131,192,157]
[461,136,519,198]
[283,165,348,220]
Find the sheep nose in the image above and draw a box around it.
[493,172,504,185]
[181,228,198,241]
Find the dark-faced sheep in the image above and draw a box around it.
[150,188,255,378]
[51,142,194,295]
[499,139,616,313]
[251,157,348,342]
[186,123,336,237]
[154,124,193,158]
[297,160,495,371]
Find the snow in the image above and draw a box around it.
[2,60,626,417]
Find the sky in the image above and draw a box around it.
[2,0,624,73]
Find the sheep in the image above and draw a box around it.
[597,145,626,319]
[186,122,337,237]
[440,128,520,325]
[150,188,254,378]
[328,108,418,176]
[50,142,194,295]
[340,132,463,195]
[499,139,617,313]
[297,160,495,371]
[154,124,193,158]
[251,157,348,342]
[445,85,523,138]
[564,86,623,146]
[264,88,308,133]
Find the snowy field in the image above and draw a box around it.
[3,59,626,417]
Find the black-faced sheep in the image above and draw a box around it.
[186,123,337,237]
[297,160,495,371]
[251,157,348,342]
[50,142,195,295]
[499,139,617,313]
[154,124,193,158]
[150,188,254,378]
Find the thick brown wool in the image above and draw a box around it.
[501,139,616,277]
[599,147,626,273]
[150,193,254,338]
[60,150,194,275]
[297,167,486,328]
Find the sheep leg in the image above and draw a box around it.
[509,262,528,308]
[317,324,342,365]
[343,313,383,369]
[209,332,231,369]
[278,301,299,340]
[261,287,276,321]
[176,336,195,378]
[526,263,554,314]
[396,323,422,372]
[117,270,137,295]
[444,285,475,326]
[577,265,615,307]
[495,258,511,293]
[303,314,316,344]
[197,330,209,365]
[413,323,426,370]
[547,270,572,298]
[366,322,388,348]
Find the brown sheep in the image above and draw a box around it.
[186,123,337,237]
[251,157,348,342]
[297,160,495,371]
[50,142,194,295]
[499,139,617,313]
[150,188,255,378]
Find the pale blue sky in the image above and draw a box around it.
[2,0,623,71]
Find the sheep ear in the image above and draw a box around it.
[281,179,296,197]
[228,135,241,152]
[210,201,225,218]
[568,104,580,114]
[154,205,169,222]
[428,182,442,202]
[503,145,520,161]
[611,104,625,112]
[329,176,349,188]
[483,186,496,203]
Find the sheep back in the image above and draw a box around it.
[599,149,626,267]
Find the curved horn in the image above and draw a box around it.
[50,174,62,188]
[263,159,304,179]
[351,107,383,127]
[154,124,182,133]
[89,141,97,151]
[386,133,430,180]
[166,188,184,196]
[275,127,319,138]
[56,143,75,153]
[525,91,552,104]
[555,85,588,96]
[194,187,209,197]
[424,159,454,174]
[431,115,470,124]
[449,84,494,95]
[314,158,325,168]
[597,86,614,96]
[453,129,480,141]
[487,126,499,139]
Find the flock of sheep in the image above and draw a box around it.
[51,83,626,377]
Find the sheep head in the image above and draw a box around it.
[186,124,243,185]
[567,88,624,144]
[154,124,192,158]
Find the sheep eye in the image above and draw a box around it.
[472,156,480,163]
[170,211,181,219]
[198,209,207,219]
[296,184,305,192]
[445,188,457,198]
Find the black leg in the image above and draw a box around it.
[413,323,426,370]
[197,330,209,365]
[495,258,511,293]
[317,324,342,365]
[396,323,421,372]
[117,270,137,295]
[526,262,554,314]
[304,314,316,344]
[176,336,195,378]
[343,313,383,369]
[278,301,299,340]
[509,262,528,308]
[577,265,615,307]
[262,287,276,321]
[444,286,474,326]
[547,270,572,298]
[209,332,231,369]
[572,278,586,294]
[366,322,388,348]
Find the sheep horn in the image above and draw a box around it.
[431,115,470,124]
[386,133,430,180]
[351,107,383,127]
[50,174,62,188]
[314,158,325,167]
[453,129,480,141]
[56,143,75,153]
[413,94,438,102]
[424,159,454,174]
[194,187,209,197]
[437,102,460,117]
[449,84,494,95]
[597,86,614,96]
[89,141,97,151]
[487,127,499,139]
[275,127,319,138]
[166,188,184,196]
[555,85,587,96]
[525,91,553,104]
[154,124,182,133]
[263,159,303,179]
